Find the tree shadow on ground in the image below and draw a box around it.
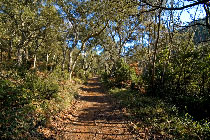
[78,79,129,123]
[79,94,108,103]
[80,87,104,93]
[38,78,137,139]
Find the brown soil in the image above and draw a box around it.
[38,77,141,140]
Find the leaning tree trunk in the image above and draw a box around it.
[69,42,86,81]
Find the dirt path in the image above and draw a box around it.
[39,78,140,140]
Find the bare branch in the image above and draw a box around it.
[141,0,209,10]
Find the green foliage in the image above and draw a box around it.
[110,88,210,139]
[112,59,131,86]
[0,70,77,139]
[141,32,210,120]
[101,59,141,89]
[0,0,209,139]
[101,71,113,88]
[75,69,91,82]
[0,78,36,139]
[24,73,59,100]
[50,66,69,81]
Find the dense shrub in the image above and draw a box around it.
[100,71,112,87]
[0,78,37,139]
[75,69,92,82]
[109,88,210,139]
[24,73,59,100]
[141,40,210,120]
[0,70,77,139]
[50,66,69,81]
[101,59,142,89]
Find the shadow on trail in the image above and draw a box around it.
[80,77,104,93]
[39,78,137,139]
[80,87,104,94]
[77,103,128,122]
[78,78,129,124]
[79,95,108,103]
[84,81,101,87]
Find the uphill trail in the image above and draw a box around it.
[39,77,142,140]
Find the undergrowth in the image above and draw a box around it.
[0,69,78,139]
[109,88,210,139]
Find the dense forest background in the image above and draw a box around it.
[0,0,210,139]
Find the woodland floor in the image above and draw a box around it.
[38,77,142,140]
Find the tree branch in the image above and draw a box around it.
[141,0,209,10]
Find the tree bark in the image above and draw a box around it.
[68,49,73,81]
[17,48,23,66]
[151,9,162,95]
[33,54,36,68]
[148,24,151,62]
[8,40,12,60]
[46,53,49,63]
[0,48,2,62]
[45,53,49,70]
[25,47,29,61]
[62,45,67,71]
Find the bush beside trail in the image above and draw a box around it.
[0,68,79,139]
[101,59,210,139]
[109,88,210,139]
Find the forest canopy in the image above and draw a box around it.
[0,0,210,139]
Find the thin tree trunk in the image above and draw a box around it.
[151,9,162,95]
[0,49,2,62]
[17,48,23,66]
[0,48,2,62]
[201,47,205,95]
[68,49,73,81]
[25,48,29,61]
[46,53,49,63]
[46,53,49,70]
[62,45,67,71]
[148,24,151,62]
[8,41,12,60]
[83,53,87,75]
[118,35,123,59]
[33,54,36,68]
[51,54,56,71]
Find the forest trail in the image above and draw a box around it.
[38,77,141,140]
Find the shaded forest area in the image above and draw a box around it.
[0,0,210,139]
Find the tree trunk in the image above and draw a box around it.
[8,47,12,60]
[46,53,49,70]
[69,55,79,81]
[83,58,86,76]
[62,46,67,71]
[46,53,49,63]
[148,24,151,62]
[51,54,56,71]
[69,42,86,81]
[68,49,73,81]
[17,48,23,66]
[33,54,36,68]
[151,10,162,95]
[25,48,29,61]
[8,41,12,60]
[0,48,2,62]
